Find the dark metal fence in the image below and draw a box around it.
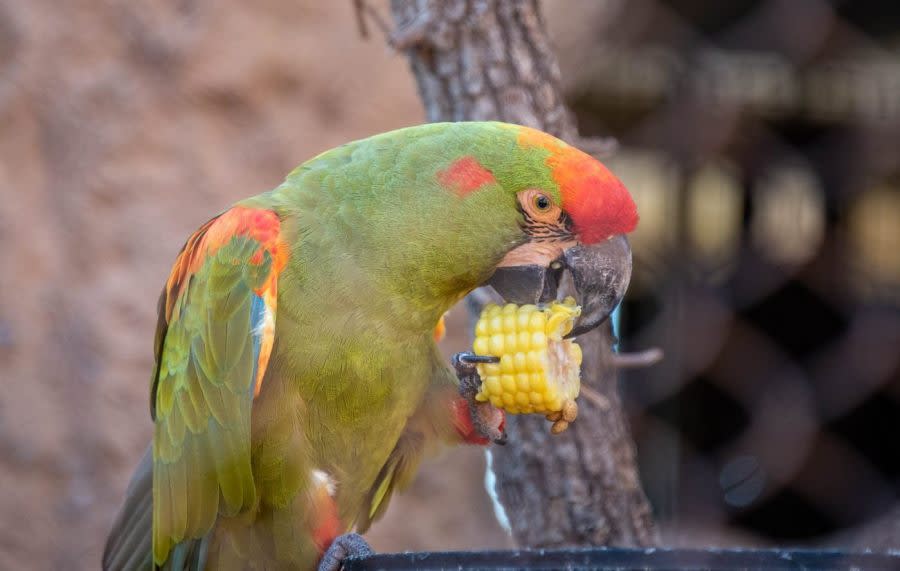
[346,547,900,570]
[563,0,900,546]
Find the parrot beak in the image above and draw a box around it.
[486,235,632,338]
[560,235,632,338]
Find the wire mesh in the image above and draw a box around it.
[562,0,900,546]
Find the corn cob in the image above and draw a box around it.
[472,299,582,426]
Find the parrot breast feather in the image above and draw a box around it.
[149,206,287,565]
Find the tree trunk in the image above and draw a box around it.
[388,0,658,548]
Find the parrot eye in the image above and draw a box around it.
[518,189,563,226]
[533,193,552,212]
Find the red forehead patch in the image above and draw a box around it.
[438,156,496,197]
[517,127,638,244]
[548,149,638,243]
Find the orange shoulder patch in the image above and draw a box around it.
[164,207,288,320]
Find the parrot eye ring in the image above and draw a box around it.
[519,188,560,222]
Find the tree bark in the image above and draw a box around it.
[388,0,658,548]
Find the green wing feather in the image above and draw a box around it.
[356,428,426,532]
[151,209,283,566]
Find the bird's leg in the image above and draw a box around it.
[317,532,373,571]
[451,352,507,445]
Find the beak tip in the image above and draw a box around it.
[563,235,632,337]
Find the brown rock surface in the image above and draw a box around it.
[0,1,516,568]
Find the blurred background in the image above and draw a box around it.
[0,0,897,569]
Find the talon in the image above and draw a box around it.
[452,351,498,375]
[451,351,475,373]
[493,429,508,445]
[463,354,500,364]
[317,532,373,571]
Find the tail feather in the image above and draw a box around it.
[104,445,211,571]
[104,446,154,571]
[166,535,210,571]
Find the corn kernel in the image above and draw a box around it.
[526,351,541,371]
[529,312,547,330]
[570,342,582,366]
[490,333,504,355]
[550,420,569,434]
[546,312,571,340]
[500,354,514,374]
[473,300,582,415]
[483,363,501,376]
[516,373,530,391]
[516,310,532,329]
[517,331,531,350]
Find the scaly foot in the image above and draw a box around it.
[317,533,373,571]
[452,352,507,444]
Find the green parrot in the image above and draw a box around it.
[102,121,638,571]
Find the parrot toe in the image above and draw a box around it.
[452,352,507,445]
[317,532,373,571]
[472,400,507,444]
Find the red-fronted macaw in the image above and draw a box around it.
[103,121,637,571]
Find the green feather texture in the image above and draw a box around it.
[105,121,575,570]
[151,236,271,564]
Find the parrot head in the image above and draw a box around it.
[417,121,638,337]
[291,121,637,339]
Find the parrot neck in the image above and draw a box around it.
[281,217,503,336]
[271,196,519,338]
[266,123,527,335]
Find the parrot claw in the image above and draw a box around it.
[318,532,373,571]
[451,352,486,400]
[452,352,507,445]
[452,351,500,369]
